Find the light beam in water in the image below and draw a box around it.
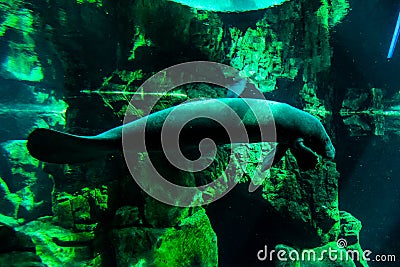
[388,10,400,59]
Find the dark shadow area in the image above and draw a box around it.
[330,1,400,265]
[206,183,322,267]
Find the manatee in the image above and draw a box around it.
[27,98,335,170]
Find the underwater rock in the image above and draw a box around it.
[0,224,35,252]
[52,194,75,229]
[339,211,362,245]
[0,1,69,242]
[52,185,116,230]
[340,87,400,137]
[15,218,98,266]
[229,24,296,93]
[131,0,226,65]
[0,3,43,82]
[228,0,348,115]
[0,140,53,221]
[0,213,23,228]
[0,251,46,267]
[0,83,68,141]
[111,227,165,266]
[0,177,20,218]
[206,142,341,267]
[53,193,92,229]
[112,206,142,228]
[1,140,44,192]
[0,0,67,141]
[153,208,218,266]
[219,143,340,248]
[263,153,340,247]
[274,211,368,267]
[111,208,217,267]
[339,210,369,267]
[0,202,203,267]
[144,197,191,229]
[71,1,227,118]
[0,224,45,266]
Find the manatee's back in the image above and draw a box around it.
[27,128,120,164]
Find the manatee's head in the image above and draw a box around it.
[291,134,335,170]
[291,110,335,161]
[323,139,336,159]
[307,133,335,160]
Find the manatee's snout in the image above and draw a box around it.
[325,142,335,160]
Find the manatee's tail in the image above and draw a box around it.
[27,128,120,164]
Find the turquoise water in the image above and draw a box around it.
[0,0,399,266]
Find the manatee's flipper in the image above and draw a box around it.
[27,128,120,164]
[290,138,318,170]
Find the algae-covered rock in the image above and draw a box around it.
[0,251,46,267]
[340,211,362,247]
[274,211,368,267]
[0,224,45,266]
[228,0,349,115]
[264,158,340,246]
[144,197,190,228]
[0,213,23,228]
[0,177,21,217]
[153,208,218,267]
[0,0,67,140]
[16,218,98,267]
[131,0,225,63]
[339,87,392,136]
[111,208,217,267]
[76,0,103,7]
[0,211,100,266]
[0,224,35,253]
[0,140,53,221]
[339,211,369,267]
[225,141,340,248]
[53,185,114,230]
[0,3,43,82]
[113,206,142,228]
[0,0,67,220]
[111,227,165,266]
[52,194,75,229]
[229,23,297,93]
